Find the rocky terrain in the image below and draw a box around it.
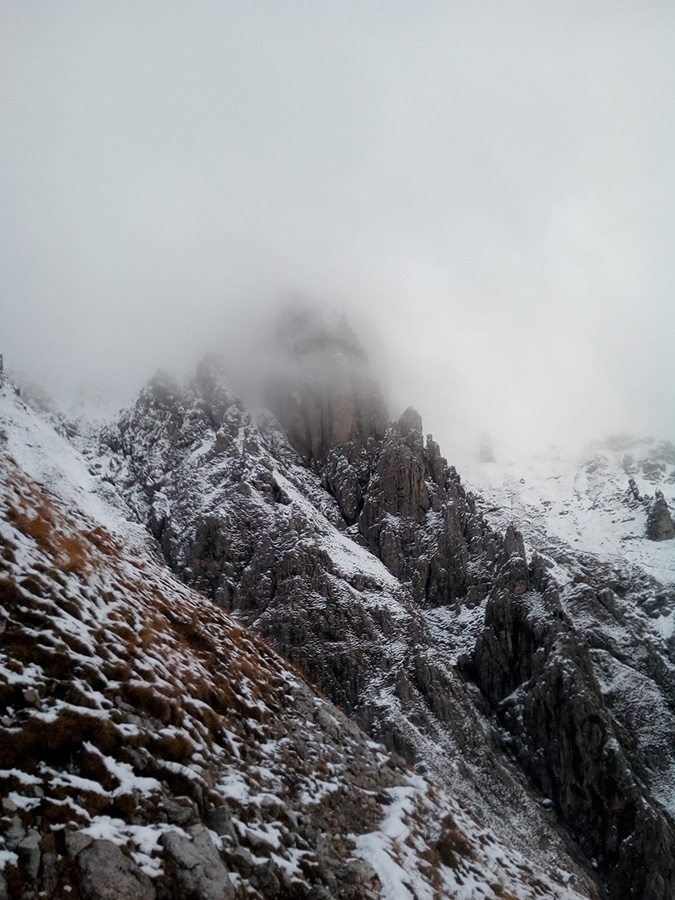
[1,307,674,899]
[0,374,590,900]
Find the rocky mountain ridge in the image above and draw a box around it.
[2,311,674,899]
[0,372,589,900]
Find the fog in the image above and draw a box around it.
[1,2,673,460]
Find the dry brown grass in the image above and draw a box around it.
[10,502,53,544]
[0,708,121,771]
[199,703,222,733]
[171,610,218,655]
[151,732,195,764]
[1,542,16,564]
[0,681,24,716]
[101,658,134,682]
[8,496,92,575]
[0,574,27,611]
[431,813,476,870]
[119,681,183,727]
[0,614,94,685]
[77,749,119,791]
[4,473,122,580]
[59,534,89,574]
[489,884,517,898]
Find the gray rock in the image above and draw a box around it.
[205,804,236,840]
[163,795,199,827]
[22,687,40,707]
[646,490,675,541]
[643,459,666,481]
[251,861,281,893]
[0,797,17,815]
[75,839,155,900]
[227,845,254,877]
[17,830,41,881]
[5,815,25,849]
[357,410,473,604]
[41,848,59,894]
[337,858,379,888]
[65,830,94,859]
[387,753,407,771]
[163,825,234,900]
[471,577,675,900]
[628,476,643,501]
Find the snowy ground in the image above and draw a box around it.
[0,378,149,552]
[459,438,675,587]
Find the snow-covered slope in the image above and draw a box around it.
[461,438,675,588]
[0,378,149,553]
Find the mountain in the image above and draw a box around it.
[1,309,674,899]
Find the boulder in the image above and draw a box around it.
[74,839,155,900]
[162,824,234,900]
[17,830,41,881]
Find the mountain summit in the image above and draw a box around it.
[269,303,388,466]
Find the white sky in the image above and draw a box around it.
[1,2,673,458]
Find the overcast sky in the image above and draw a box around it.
[1,2,673,458]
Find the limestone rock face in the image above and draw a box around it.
[267,304,388,475]
[356,409,493,606]
[470,552,675,900]
[107,363,492,734]
[647,490,675,541]
[265,306,499,607]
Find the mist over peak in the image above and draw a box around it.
[1,3,672,457]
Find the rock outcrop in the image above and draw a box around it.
[647,490,675,541]
[267,303,388,524]
[470,547,675,900]
[268,308,500,608]
[354,409,500,607]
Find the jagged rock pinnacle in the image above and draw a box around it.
[266,302,389,468]
[647,489,675,541]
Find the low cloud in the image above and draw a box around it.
[1,2,672,457]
